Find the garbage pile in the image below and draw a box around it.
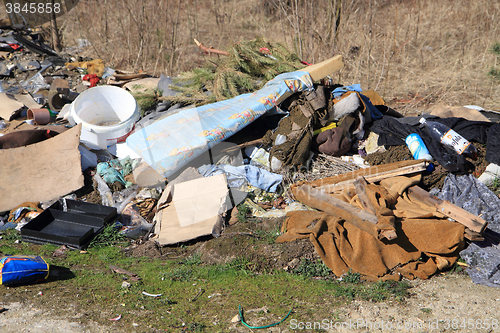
[1,28,500,288]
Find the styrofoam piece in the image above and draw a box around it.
[478,163,500,186]
[113,142,141,160]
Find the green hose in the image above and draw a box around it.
[238,305,292,329]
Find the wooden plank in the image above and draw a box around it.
[298,184,378,224]
[294,184,400,241]
[353,176,376,214]
[464,229,484,242]
[407,185,488,234]
[318,161,429,193]
[301,55,344,81]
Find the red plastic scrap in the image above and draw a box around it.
[8,43,22,51]
[83,74,100,87]
[109,314,122,321]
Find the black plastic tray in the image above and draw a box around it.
[20,209,106,249]
[49,199,117,224]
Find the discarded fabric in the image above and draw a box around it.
[198,164,283,193]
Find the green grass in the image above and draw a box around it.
[0,231,413,332]
[251,225,281,245]
[88,223,128,248]
[293,258,332,278]
[0,228,21,242]
[236,203,250,223]
[488,177,500,196]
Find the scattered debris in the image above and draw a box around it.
[108,314,121,321]
[142,291,162,298]
[109,265,141,282]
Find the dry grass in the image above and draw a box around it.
[60,0,500,112]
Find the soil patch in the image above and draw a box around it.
[127,217,318,272]
[364,145,413,166]
[125,239,164,259]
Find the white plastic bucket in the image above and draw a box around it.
[69,86,140,149]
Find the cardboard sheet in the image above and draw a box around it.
[13,93,42,110]
[124,77,160,93]
[0,92,43,121]
[0,92,24,121]
[154,174,228,245]
[0,124,84,212]
[430,103,490,122]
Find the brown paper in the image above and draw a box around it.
[430,103,490,122]
[0,124,84,212]
[13,93,42,110]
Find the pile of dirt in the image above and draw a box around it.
[364,145,413,166]
[126,239,164,259]
[126,217,318,272]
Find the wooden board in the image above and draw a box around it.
[317,160,429,193]
[407,185,488,234]
[301,55,344,81]
[294,184,379,239]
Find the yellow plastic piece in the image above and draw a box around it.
[313,122,336,136]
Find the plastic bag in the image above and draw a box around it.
[94,173,113,207]
[21,73,50,94]
[0,255,49,286]
[119,202,153,239]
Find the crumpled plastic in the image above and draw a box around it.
[21,72,50,94]
[433,173,500,287]
[96,157,138,188]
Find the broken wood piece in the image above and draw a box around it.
[293,184,379,239]
[464,229,485,242]
[317,160,429,193]
[194,38,230,56]
[221,138,264,153]
[407,185,488,234]
[109,265,141,281]
[301,55,344,82]
[353,176,376,215]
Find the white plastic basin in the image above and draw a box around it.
[69,86,140,149]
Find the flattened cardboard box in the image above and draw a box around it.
[154,174,228,245]
[0,125,84,212]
